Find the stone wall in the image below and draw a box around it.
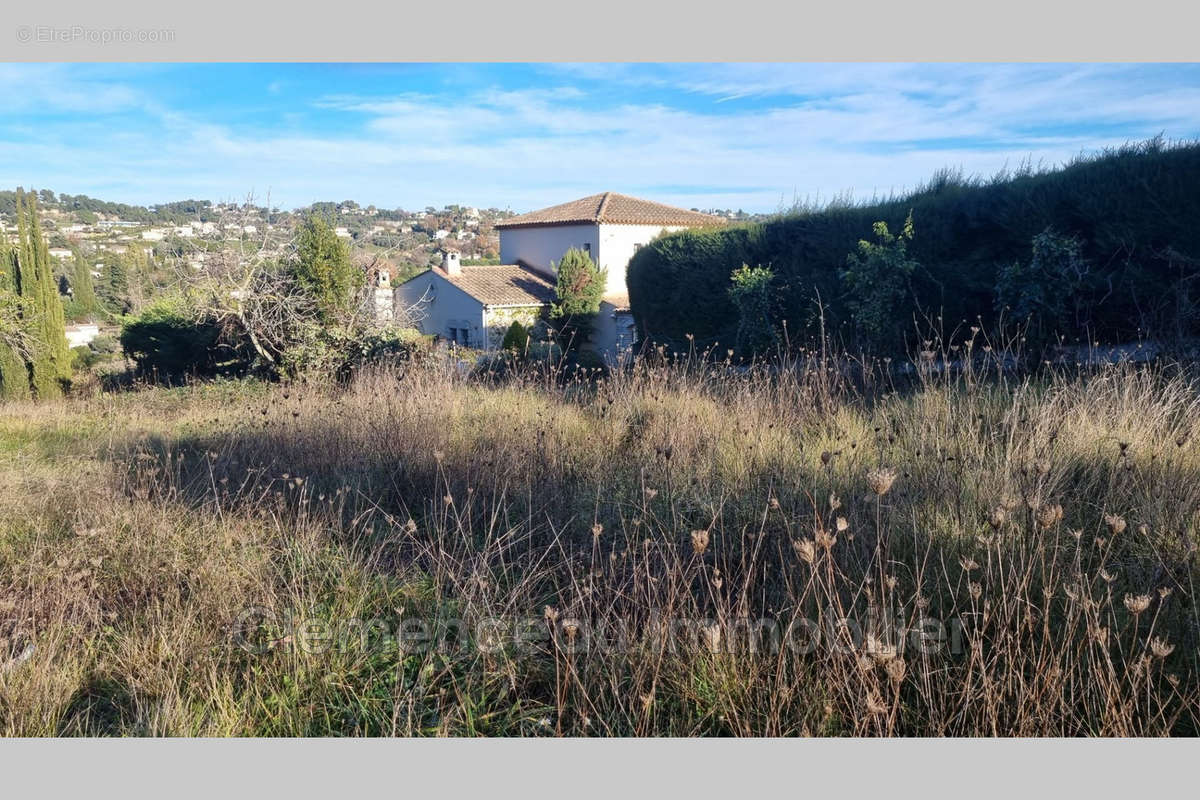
[483,306,545,350]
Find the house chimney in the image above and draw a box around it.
[441,250,461,276]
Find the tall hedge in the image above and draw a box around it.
[628,138,1200,354]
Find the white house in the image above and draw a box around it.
[395,251,556,350]
[494,192,723,359]
[65,324,101,348]
[395,192,722,359]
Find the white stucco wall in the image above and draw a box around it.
[394,270,486,348]
[499,224,599,280]
[482,306,545,350]
[497,220,697,361]
[595,224,687,297]
[65,324,101,348]
[500,223,686,298]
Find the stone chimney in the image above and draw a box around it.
[441,250,461,276]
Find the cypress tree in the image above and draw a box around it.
[71,248,98,317]
[104,257,129,313]
[16,189,71,398]
[0,232,31,400]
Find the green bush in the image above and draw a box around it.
[284,325,429,383]
[88,334,120,355]
[71,344,100,370]
[119,301,243,381]
[839,213,921,350]
[628,138,1200,355]
[729,264,778,357]
[500,320,530,355]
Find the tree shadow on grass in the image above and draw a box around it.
[57,675,152,736]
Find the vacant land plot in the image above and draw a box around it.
[1,357,1197,735]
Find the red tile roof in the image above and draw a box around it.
[422,263,556,307]
[495,192,726,229]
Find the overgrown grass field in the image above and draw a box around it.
[1,353,1198,735]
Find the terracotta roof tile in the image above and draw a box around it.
[495,192,725,229]
[436,263,556,306]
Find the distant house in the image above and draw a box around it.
[494,192,723,359]
[334,226,351,239]
[48,247,74,259]
[394,251,556,350]
[393,193,722,359]
[65,324,101,348]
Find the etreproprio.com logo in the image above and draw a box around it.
[15,25,175,44]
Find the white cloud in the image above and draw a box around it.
[1,64,1197,211]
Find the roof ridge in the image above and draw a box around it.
[596,191,612,221]
[495,192,725,228]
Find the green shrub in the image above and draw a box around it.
[71,344,100,370]
[995,228,1097,347]
[88,334,120,355]
[729,264,778,357]
[500,320,530,355]
[839,213,921,351]
[284,325,428,383]
[119,301,242,381]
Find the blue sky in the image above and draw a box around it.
[2,63,1199,213]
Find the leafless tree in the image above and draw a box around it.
[170,192,432,369]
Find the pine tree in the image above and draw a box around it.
[0,233,31,400]
[16,189,71,398]
[552,247,607,317]
[550,247,607,350]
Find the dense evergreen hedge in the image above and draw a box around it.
[627,139,1200,355]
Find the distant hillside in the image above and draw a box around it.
[628,138,1200,355]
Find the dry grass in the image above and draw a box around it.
[1,354,1198,736]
